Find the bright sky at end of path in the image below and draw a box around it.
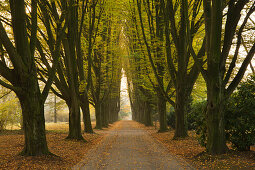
[120,69,132,120]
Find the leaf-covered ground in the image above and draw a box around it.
[143,123,255,169]
[1,121,255,169]
[0,122,111,169]
[75,120,193,169]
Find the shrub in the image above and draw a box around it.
[0,98,21,131]
[190,100,207,147]
[191,75,255,151]
[0,112,8,131]
[167,97,198,130]
[225,75,255,151]
[166,107,175,129]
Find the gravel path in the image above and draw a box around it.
[73,120,194,170]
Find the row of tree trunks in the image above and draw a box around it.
[128,85,153,127]
[131,99,153,127]
[94,93,121,129]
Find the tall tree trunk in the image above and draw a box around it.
[157,92,168,132]
[206,78,227,154]
[139,102,145,123]
[108,99,114,123]
[54,95,57,123]
[115,95,120,121]
[105,101,110,124]
[95,103,102,129]
[66,95,84,140]
[17,84,49,155]
[174,87,188,138]
[104,100,110,126]
[80,93,93,133]
[145,101,153,126]
[204,0,227,154]
[101,102,108,128]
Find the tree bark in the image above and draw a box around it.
[66,96,84,140]
[80,93,93,133]
[0,0,52,156]
[145,101,153,126]
[203,0,227,154]
[174,88,188,138]
[54,95,57,123]
[95,103,102,129]
[101,102,109,128]
[157,92,168,132]
[206,84,227,154]
[17,83,49,155]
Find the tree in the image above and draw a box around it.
[197,0,255,154]
[122,1,156,126]
[160,0,205,138]
[0,0,58,155]
[135,0,168,132]
[85,0,123,129]
[38,0,92,138]
[132,0,205,135]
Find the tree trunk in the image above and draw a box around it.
[203,0,228,154]
[101,102,108,128]
[145,101,153,126]
[108,99,114,123]
[18,87,49,156]
[138,101,143,123]
[157,93,168,132]
[66,96,84,140]
[174,88,188,138]
[80,93,93,133]
[54,95,57,123]
[206,83,227,154]
[104,101,110,126]
[105,101,110,124]
[95,103,102,129]
[114,96,120,121]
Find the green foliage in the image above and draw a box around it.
[0,111,8,130]
[190,100,207,147]
[225,75,255,151]
[119,111,130,120]
[167,97,198,131]
[191,75,255,150]
[0,98,21,130]
[166,107,175,129]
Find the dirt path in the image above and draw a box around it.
[73,120,194,170]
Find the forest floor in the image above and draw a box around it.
[1,121,255,169]
[144,122,255,169]
[74,120,193,169]
[0,121,110,169]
